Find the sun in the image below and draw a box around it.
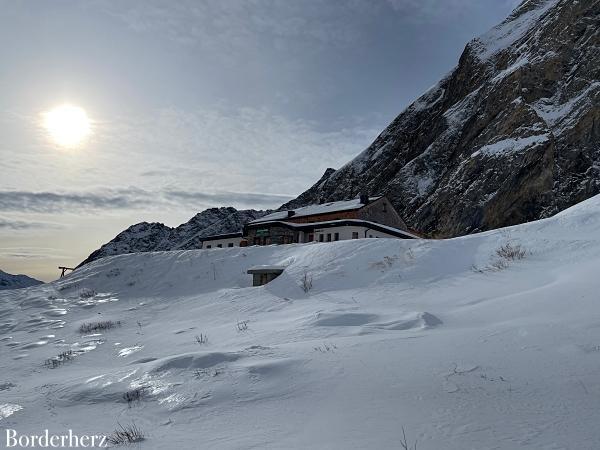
[42,104,92,148]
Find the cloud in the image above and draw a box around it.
[163,190,293,208]
[384,0,520,23]
[0,188,294,215]
[0,217,63,231]
[0,189,150,214]
[100,0,520,51]
[0,247,68,260]
[99,0,375,51]
[105,106,380,196]
[3,103,381,215]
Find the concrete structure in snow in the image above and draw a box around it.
[247,265,285,286]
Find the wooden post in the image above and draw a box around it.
[58,266,75,278]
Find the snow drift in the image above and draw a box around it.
[2,195,600,448]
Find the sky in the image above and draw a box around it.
[0,0,520,281]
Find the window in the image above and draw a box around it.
[217,244,223,248]
[369,235,373,238]
[334,233,339,241]
[308,234,314,242]
[206,244,212,248]
[228,243,234,247]
[326,233,332,242]
[319,234,324,242]
[382,202,387,212]
[352,232,359,239]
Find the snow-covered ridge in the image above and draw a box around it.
[78,207,267,267]
[469,0,560,60]
[0,270,42,291]
[3,195,600,448]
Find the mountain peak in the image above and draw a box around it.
[77,207,269,267]
[282,0,600,237]
[468,0,560,61]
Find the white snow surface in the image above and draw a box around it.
[472,134,550,158]
[3,195,600,448]
[534,82,600,131]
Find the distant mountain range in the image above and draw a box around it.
[77,207,267,267]
[0,270,43,291]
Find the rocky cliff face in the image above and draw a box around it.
[77,207,267,267]
[283,0,600,237]
[0,270,43,290]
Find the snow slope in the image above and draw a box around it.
[2,195,600,448]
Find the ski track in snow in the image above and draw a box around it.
[3,196,600,448]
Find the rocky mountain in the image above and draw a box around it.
[77,207,267,267]
[283,0,600,237]
[0,270,43,291]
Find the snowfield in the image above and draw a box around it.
[2,196,600,449]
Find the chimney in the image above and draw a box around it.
[287,210,296,218]
[359,193,369,205]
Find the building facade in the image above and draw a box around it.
[201,232,244,249]
[199,196,418,249]
[243,196,418,245]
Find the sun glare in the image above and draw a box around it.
[43,104,92,148]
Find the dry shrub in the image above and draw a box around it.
[106,423,144,445]
[79,320,121,334]
[495,242,526,261]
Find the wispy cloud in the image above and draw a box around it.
[0,189,149,214]
[99,0,520,51]
[4,100,378,197]
[0,217,64,231]
[95,106,379,198]
[163,190,293,208]
[3,105,380,227]
[0,247,68,260]
[99,0,374,51]
[0,188,294,214]
[385,0,521,23]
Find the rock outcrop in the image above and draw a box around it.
[283,0,600,237]
[0,270,43,290]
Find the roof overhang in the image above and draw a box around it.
[245,219,419,239]
[247,265,286,275]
